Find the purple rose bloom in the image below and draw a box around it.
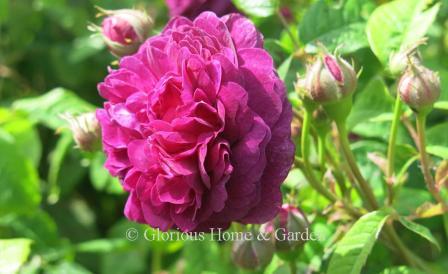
[97,12,294,232]
[165,0,237,18]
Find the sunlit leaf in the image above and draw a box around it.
[0,238,32,274]
[13,87,95,130]
[300,0,375,54]
[231,0,278,17]
[366,0,440,64]
[0,133,40,216]
[327,209,391,274]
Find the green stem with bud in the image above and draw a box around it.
[416,112,448,238]
[300,110,338,203]
[299,111,362,217]
[334,117,431,271]
[335,121,379,210]
[386,96,403,205]
[317,133,326,171]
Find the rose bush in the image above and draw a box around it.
[97,12,294,232]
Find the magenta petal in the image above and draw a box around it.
[96,11,295,232]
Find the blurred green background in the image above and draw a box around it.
[1,0,448,273]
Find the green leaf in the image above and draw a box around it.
[0,238,32,274]
[277,55,293,81]
[0,210,59,249]
[13,87,95,130]
[45,261,92,274]
[0,133,41,216]
[426,122,448,158]
[426,146,448,159]
[89,152,124,195]
[299,0,375,54]
[69,35,105,63]
[0,108,41,166]
[380,266,425,274]
[76,239,129,253]
[395,188,431,216]
[347,76,394,129]
[231,0,278,17]
[397,216,441,251]
[434,101,448,110]
[366,0,440,64]
[327,209,391,274]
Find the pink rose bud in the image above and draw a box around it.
[231,233,274,270]
[261,204,310,253]
[62,112,101,152]
[302,50,357,103]
[398,63,440,112]
[97,9,152,57]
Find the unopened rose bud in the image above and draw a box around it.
[388,39,425,77]
[389,51,421,77]
[302,51,357,104]
[398,63,440,113]
[261,204,310,253]
[93,8,153,57]
[62,112,101,152]
[231,233,274,270]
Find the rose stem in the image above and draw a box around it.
[151,249,162,273]
[335,119,432,271]
[383,224,435,273]
[335,120,379,210]
[276,9,300,50]
[317,133,326,171]
[386,96,402,205]
[289,261,297,274]
[301,110,338,202]
[299,111,361,217]
[416,112,448,238]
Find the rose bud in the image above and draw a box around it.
[61,112,101,152]
[95,8,152,57]
[389,49,421,78]
[261,204,310,254]
[388,39,426,77]
[231,234,275,270]
[398,63,440,113]
[303,50,357,104]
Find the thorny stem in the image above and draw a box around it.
[386,96,402,205]
[335,121,379,210]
